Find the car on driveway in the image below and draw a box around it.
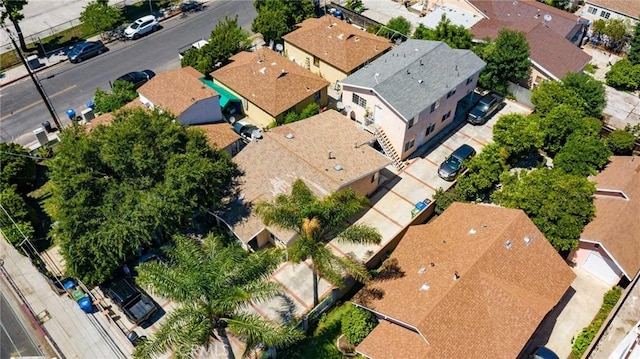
[438,144,476,181]
[124,15,159,40]
[530,347,559,359]
[67,41,108,63]
[114,70,156,89]
[102,278,158,325]
[467,92,505,125]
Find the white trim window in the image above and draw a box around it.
[352,93,367,108]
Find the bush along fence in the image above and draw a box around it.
[569,286,622,359]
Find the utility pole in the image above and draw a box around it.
[2,24,62,130]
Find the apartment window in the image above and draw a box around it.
[313,55,320,67]
[430,100,440,113]
[587,6,597,14]
[352,93,367,108]
[404,138,415,152]
[600,10,610,19]
[408,118,414,129]
[466,76,473,85]
[425,123,436,136]
[446,87,457,99]
[441,110,451,122]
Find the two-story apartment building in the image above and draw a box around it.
[340,39,485,164]
[282,16,392,87]
[582,1,639,25]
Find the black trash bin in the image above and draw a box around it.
[42,121,54,133]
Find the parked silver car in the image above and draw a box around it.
[124,15,159,39]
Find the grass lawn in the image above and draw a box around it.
[281,303,362,359]
[25,164,56,252]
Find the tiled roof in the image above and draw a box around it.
[218,110,391,244]
[282,16,392,73]
[211,48,329,118]
[587,0,640,20]
[469,0,591,79]
[191,123,240,150]
[138,66,217,116]
[355,202,575,359]
[84,100,146,132]
[582,156,640,278]
[341,40,485,121]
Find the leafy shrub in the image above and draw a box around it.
[606,129,636,155]
[584,63,598,74]
[605,59,640,91]
[554,134,611,177]
[341,303,378,346]
[570,287,622,359]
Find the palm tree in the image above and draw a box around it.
[133,234,303,359]
[256,179,382,307]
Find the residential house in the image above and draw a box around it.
[191,123,243,157]
[340,39,485,163]
[569,156,640,286]
[137,66,225,125]
[213,110,391,251]
[83,100,145,132]
[469,0,592,85]
[353,202,575,359]
[211,48,330,128]
[282,16,392,87]
[582,1,639,25]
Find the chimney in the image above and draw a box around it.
[328,150,333,159]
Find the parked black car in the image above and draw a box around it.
[67,41,108,63]
[102,278,158,324]
[114,70,156,89]
[180,0,203,12]
[438,144,476,181]
[467,92,505,125]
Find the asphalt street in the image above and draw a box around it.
[0,0,257,146]
[0,280,49,358]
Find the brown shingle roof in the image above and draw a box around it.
[587,0,640,20]
[469,0,591,79]
[211,48,329,118]
[138,66,217,116]
[84,100,146,132]
[355,202,575,359]
[582,156,640,278]
[191,123,240,150]
[219,110,391,244]
[282,17,392,73]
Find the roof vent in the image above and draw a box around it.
[430,262,435,267]
[453,272,460,281]
[505,240,512,249]
[419,58,424,66]
[418,267,426,274]
[285,133,294,139]
[354,36,360,42]
[481,224,487,228]
[337,33,344,40]
[334,165,344,171]
[259,67,266,74]
[418,79,423,84]
[524,236,532,245]
[468,228,477,235]
[420,283,430,291]
[442,240,447,244]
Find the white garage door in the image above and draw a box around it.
[582,251,622,285]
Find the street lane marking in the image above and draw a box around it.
[0,85,77,121]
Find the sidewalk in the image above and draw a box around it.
[0,235,133,358]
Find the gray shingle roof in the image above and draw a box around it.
[341,39,486,121]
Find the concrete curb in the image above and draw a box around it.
[0,10,186,89]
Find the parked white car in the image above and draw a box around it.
[124,15,159,40]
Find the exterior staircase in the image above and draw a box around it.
[374,126,405,171]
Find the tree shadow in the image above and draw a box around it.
[275,293,298,325]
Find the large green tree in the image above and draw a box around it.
[629,21,640,65]
[182,16,250,76]
[379,16,411,40]
[538,104,586,155]
[47,109,239,284]
[412,14,472,49]
[256,179,381,306]
[478,29,531,93]
[0,185,35,247]
[606,129,636,155]
[605,59,640,91]
[94,80,138,114]
[492,168,595,251]
[455,143,508,201]
[493,113,543,160]
[0,0,29,51]
[554,134,611,177]
[531,80,585,116]
[252,0,314,42]
[562,72,606,118]
[80,0,123,34]
[0,142,36,191]
[603,18,629,48]
[133,234,302,359]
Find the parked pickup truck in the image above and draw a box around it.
[103,278,158,324]
[178,39,208,60]
[467,92,505,125]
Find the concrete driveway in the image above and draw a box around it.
[522,267,612,359]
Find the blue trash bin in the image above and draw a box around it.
[63,280,76,291]
[78,296,94,314]
[65,109,76,121]
[86,101,95,110]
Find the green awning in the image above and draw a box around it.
[200,79,241,109]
